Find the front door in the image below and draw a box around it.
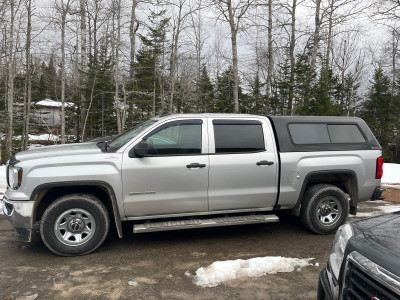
[122,119,209,217]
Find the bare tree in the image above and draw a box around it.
[53,0,74,144]
[212,0,254,113]
[166,0,200,113]
[22,0,32,150]
[310,0,321,70]
[6,0,16,157]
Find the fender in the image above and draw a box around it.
[30,180,123,238]
[293,170,358,215]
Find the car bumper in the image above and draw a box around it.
[318,264,340,300]
[2,197,34,242]
[371,186,386,201]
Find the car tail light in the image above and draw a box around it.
[376,156,383,179]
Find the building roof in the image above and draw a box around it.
[35,99,74,108]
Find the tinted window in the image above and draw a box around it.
[288,124,330,144]
[214,123,265,153]
[146,122,202,155]
[328,124,365,143]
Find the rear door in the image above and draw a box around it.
[207,118,278,211]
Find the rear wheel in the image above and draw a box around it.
[300,184,349,234]
[40,194,110,256]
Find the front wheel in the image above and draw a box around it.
[300,184,349,234]
[40,194,110,256]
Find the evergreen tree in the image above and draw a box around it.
[361,68,393,161]
[248,74,264,115]
[195,65,214,113]
[311,67,335,116]
[275,59,291,115]
[215,67,235,113]
[134,9,169,117]
[293,50,316,115]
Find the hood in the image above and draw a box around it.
[348,212,400,276]
[15,142,102,162]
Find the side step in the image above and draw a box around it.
[133,214,279,233]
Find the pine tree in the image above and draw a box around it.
[311,67,335,116]
[134,9,169,117]
[215,67,235,113]
[293,50,316,115]
[195,65,214,113]
[361,68,393,160]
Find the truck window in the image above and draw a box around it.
[288,123,366,144]
[146,121,202,155]
[327,124,366,143]
[213,121,265,153]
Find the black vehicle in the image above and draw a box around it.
[318,212,400,300]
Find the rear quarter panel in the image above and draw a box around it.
[278,150,382,209]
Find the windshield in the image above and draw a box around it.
[107,119,158,152]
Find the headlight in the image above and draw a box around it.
[7,165,23,190]
[329,223,353,279]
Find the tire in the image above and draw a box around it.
[300,184,349,234]
[40,194,110,256]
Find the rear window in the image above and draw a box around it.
[213,121,265,153]
[288,123,365,145]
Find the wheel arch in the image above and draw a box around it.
[31,181,123,238]
[295,170,358,215]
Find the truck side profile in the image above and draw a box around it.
[2,114,384,256]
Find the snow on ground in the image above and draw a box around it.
[381,163,400,187]
[189,256,315,287]
[13,134,60,142]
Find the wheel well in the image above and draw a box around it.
[299,172,357,214]
[34,186,115,225]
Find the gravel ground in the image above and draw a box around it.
[0,189,399,300]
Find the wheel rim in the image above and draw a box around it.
[54,208,96,246]
[316,196,342,226]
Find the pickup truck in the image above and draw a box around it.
[2,114,385,256]
[318,213,400,300]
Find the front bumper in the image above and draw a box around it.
[2,197,34,242]
[318,268,335,300]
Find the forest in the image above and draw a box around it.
[1,0,400,163]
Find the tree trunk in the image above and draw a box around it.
[6,0,15,158]
[288,0,297,114]
[129,0,138,79]
[61,5,67,144]
[227,0,239,113]
[326,0,334,68]
[23,0,32,150]
[80,0,87,141]
[265,0,273,115]
[311,0,321,71]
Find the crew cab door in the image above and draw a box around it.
[122,118,209,217]
[208,118,278,211]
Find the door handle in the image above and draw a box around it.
[256,160,274,166]
[186,163,206,168]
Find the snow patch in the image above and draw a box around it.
[382,163,400,185]
[35,99,74,108]
[193,256,314,287]
[128,281,138,287]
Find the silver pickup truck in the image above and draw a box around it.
[2,114,384,256]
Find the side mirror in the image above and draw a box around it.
[129,140,152,158]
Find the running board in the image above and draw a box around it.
[133,214,279,233]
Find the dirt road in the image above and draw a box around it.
[1,190,399,300]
